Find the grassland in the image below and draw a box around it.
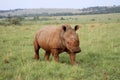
[0,13,120,80]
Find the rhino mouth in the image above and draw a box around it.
[73,49,81,53]
[69,47,81,53]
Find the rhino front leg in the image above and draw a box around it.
[54,54,59,62]
[69,53,77,65]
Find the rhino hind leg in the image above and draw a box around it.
[51,50,59,62]
[34,40,40,60]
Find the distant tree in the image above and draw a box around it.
[7,14,12,23]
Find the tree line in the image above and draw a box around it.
[0,5,120,18]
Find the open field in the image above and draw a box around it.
[0,13,120,80]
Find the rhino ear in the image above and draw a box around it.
[75,25,80,31]
[62,25,66,32]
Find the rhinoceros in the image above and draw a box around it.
[33,24,81,65]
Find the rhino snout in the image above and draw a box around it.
[72,47,81,53]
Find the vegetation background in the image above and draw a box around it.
[0,7,120,80]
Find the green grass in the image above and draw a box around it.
[0,13,120,80]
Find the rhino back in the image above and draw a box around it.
[35,26,64,50]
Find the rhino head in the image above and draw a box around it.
[62,24,81,53]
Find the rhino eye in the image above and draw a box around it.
[67,42,70,45]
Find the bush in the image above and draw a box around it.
[6,17,24,25]
[91,18,96,21]
[108,18,111,20]
[60,17,65,20]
